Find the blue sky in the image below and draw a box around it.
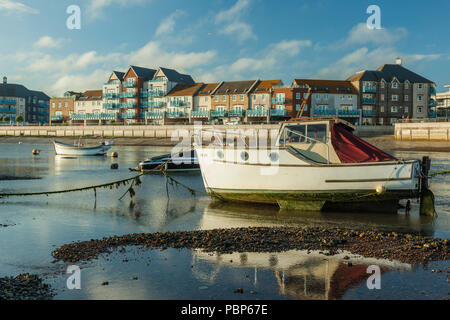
[0,0,449,96]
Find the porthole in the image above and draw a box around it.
[269,152,279,162]
[217,150,224,159]
[241,151,249,161]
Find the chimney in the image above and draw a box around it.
[395,57,402,65]
[2,76,6,84]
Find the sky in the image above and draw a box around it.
[0,0,449,96]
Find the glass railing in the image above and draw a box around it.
[429,99,437,107]
[118,113,136,119]
[148,101,166,108]
[103,93,119,99]
[71,113,116,120]
[169,100,185,107]
[246,109,268,117]
[270,109,287,116]
[146,111,163,119]
[312,109,336,116]
[149,90,165,97]
[147,78,167,83]
[140,91,148,98]
[0,107,16,113]
[119,102,137,108]
[272,97,286,104]
[337,109,360,117]
[191,110,209,118]
[167,111,188,118]
[429,87,436,95]
[361,98,376,104]
[210,110,226,117]
[122,81,136,88]
[38,102,49,108]
[0,98,16,105]
[362,110,377,117]
[120,91,137,98]
[228,110,243,117]
[362,86,377,93]
[103,103,120,109]
[428,110,437,118]
[50,115,63,121]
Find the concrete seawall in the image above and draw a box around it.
[395,122,450,141]
[0,124,393,138]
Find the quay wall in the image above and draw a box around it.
[395,122,450,141]
[0,124,393,138]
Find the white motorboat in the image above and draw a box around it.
[53,140,113,156]
[194,118,431,213]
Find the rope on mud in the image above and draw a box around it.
[429,170,450,177]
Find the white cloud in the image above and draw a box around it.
[87,0,147,20]
[345,23,407,46]
[49,69,110,96]
[0,0,38,14]
[215,0,256,42]
[33,36,65,49]
[155,10,184,36]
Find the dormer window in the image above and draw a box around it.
[392,81,398,89]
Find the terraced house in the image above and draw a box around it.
[71,90,107,125]
[192,83,220,123]
[248,80,284,123]
[292,79,359,125]
[0,77,50,124]
[49,91,82,124]
[347,58,437,124]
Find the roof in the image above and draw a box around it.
[129,65,157,80]
[196,83,220,96]
[78,90,103,101]
[157,67,195,83]
[166,83,204,97]
[214,80,257,95]
[0,83,50,100]
[112,71,125,81]
[347,64,434,84]
[292,79,357,94]
[251,80,283,93]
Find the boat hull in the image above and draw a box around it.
[195,146,421,212]
[53,141,112,156]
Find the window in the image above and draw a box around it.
[52,103,55,108]
[222,95,226,102]
[296,93,301,99]
[392,95,398,102]
[253,95,256,101]
[58,103,62,108]
[233,95,236,102]
[404,95,409,102]
[64,102,68,108]
[380,106,385,113]
[380,94,385,101]
[418,95,423,102]
[262,94,266,101]
[380,81,385,89]
[404,82,409,90]
[392,82,398,89]
[205,97,209,102]
[296,104,300,110]
[417,107,423,113]
[391,106,398,113]
[214,96,218,102]
[418,84,423,89]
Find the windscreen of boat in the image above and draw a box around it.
[330,124,397,163]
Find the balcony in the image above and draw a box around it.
[118,112,136,119]
[140,91,148,98]
[228,109,243,117]
[120,91,137,98]
[361,98,376,105]
[103,102,120,109]
[191,110,209,118]
[362,86,377,93]
[429,99,437,107]
[50,115,63,121]
[122,80,136,88]
[272,97,286,104]
[428,109,437,119]
[211,110,226,117]
[148,89,165,97]
[39,110,48,116]
[38,101,49,108]
[0,98,16,105]
[147,78,167,83]
[312,109,336,117]
[103,92,119,99]
[71,113,116,120]
[429,87,436,95]
[146,111,163,119]
[167,111,188,118]
[0,107,16,113]
[119,102,137,108]
[337,109,360,117]
[246,109,268,117]
[169,100,185,107]
[270,109,287,117]
[148,101,166,108]
[362,110,377,117]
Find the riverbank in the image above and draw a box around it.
[2,135,450,152]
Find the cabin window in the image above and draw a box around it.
[306,124,327,143]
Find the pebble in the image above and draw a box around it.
[233,288,244,294]
[0,274,55,300]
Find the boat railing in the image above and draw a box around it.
[281,127,330,164]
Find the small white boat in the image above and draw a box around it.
[137,150,199,172]
[53,140,113,156]
[194,118,431,213]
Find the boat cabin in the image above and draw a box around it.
[278,118,396,164]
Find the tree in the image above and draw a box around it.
[16,116,24,122]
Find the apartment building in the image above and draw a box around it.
[70,90,110,124]
[248,80,283,123]
[436,85,450,118]
[163,83,204,124]
[103,71,124,118]
[347,58,436,124]
[192,83,220,123]
[292,79,359,124]
[49,91,81,124]
[0,76,50,124]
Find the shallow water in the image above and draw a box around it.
[0,143,448,300]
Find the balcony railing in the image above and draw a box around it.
[146,111,163,119]
[140,91,148,98]
[429,110,437,118]
[148,89,165,97]
[272,97,286,104]
[246,109,268,117]
[120,91,137,98]
[38,102,49,108]
[122,81,136,88]
[312,109,336,117]
[167,111,188,118]
[103,93,119,99]
[169,100,185,107]
[228,110,243,117]
[103,103,120,109]
[337,109,360,117]
[39,110,48,116]
[429,99,437,107]
[147,78,167,83]
[270,109,287,117]
[361,98,376,105]
[362,110,377,117]
[0,107,16,113]
[70,113,116,120]
[362,86,377,93]
[148,101,166,108]
[211,110,226,117]
[119,102,137,108]
[50,115,63,121]
[118,112,136,119]
[191,110,209,118]
[0,98,16,105]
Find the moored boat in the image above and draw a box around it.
[137,149,199,173]
[53,140,113,156]
[194,118,431,213]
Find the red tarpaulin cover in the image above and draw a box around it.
[330,124,397,163]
